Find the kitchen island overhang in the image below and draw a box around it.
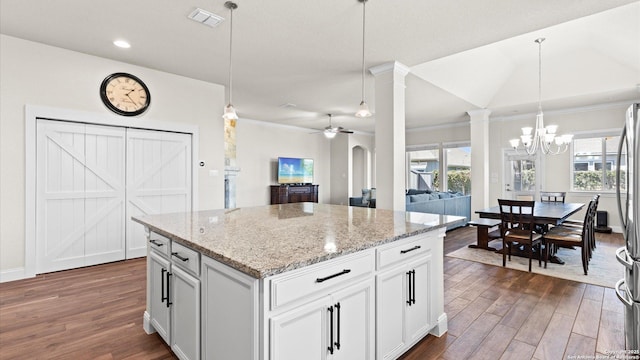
[134,203,465,360]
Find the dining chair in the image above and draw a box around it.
[542,198,595,275]
[559,194,600,256]
[540,191,566,203]
[498,199,542,272]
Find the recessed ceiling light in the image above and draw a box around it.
[113,40,131,48]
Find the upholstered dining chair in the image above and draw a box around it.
[542,198,595,275]
[498,199,542,272]
[540,191,566,203]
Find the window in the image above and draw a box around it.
[571,135,622,191]
[407,148,439,191]
[406,144,471,195]
[444,146,471,194]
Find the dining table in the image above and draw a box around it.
[474,201,585,264]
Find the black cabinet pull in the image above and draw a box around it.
[172,252,189,262]
[411,270,416,304]
[334,302,341,350]
[316,269,351,283]
[406,271,412,306]
[400,245,421,254]
[166,271,173,308]
[161,268,167,304]
[150,239,164,247]
[327,306,334,354]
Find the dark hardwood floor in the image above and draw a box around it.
[0,227,626,359]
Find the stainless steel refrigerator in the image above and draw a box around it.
[616,102,640,350]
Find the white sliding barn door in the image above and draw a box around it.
[126,129,192,258]
[36,120,126,273]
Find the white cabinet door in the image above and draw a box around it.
[36,120,126,273]
[171,265,200,360]
[270,296,329,360]
[377,254,434,360]
[405,256,432,345]
[126,129,192,258]
[149,250,171,344]
[330,278,374,360]
[201,256,258,360]
[376,267,407,360]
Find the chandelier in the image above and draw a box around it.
[509,38,572,155]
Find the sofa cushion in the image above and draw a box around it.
[438,192,452,199]
[406,189,431,195]
[409,193,432,203]
[361,189,370,205]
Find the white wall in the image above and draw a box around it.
[235,119,331,206]
[406,123,470,147]
[329,133,375,205]
[0,35,226,276]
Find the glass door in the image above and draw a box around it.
[503,150,538,200]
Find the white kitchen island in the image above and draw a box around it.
[133,203,466,360]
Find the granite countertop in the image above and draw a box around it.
[133,203,466,279]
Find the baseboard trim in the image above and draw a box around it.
[0,267,32,283]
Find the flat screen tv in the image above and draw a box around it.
[278,157,314,184]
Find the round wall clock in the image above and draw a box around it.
[99,72,151,116]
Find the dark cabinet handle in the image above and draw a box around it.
[400,245,421,254]
[334,302,341,350]
[166,271,172,308]
[150,239,164,247]
[161,268,167,304]
[316,269,351,283]
[171,252,189,262]
[327,306,334,354]
[406,271,412,305]
[411,270,416,304]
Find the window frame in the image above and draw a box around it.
[569,130,621,193]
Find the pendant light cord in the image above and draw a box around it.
[537,38,543,114]
[361,0,366,102]
[228,6,234,105]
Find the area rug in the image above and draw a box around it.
[446,237,625,288]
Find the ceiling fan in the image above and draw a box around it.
[317,114,353,139]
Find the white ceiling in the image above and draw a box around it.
[1,0,639,133]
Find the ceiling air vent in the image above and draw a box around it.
[188,8,225,28]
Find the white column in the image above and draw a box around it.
[467,109,492,219]
[370,61,410,211]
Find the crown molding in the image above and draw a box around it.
[491,100,633,122]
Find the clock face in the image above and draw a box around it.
[100,73,151,116]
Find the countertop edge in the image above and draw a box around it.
[134,218,455,279]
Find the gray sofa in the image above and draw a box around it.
[405,190,470,230]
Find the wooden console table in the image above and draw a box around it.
[270,184,319,204]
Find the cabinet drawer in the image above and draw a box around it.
[149,232,171,257]
[377,234,431,270]
[171,241,200,276]
[269,250,374,311]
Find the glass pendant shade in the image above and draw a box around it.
[222,103,238,120]
[355,100,372,118]
[324,130,337,139]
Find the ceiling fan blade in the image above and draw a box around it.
[339,130,354,134]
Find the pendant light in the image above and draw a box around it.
[355,0,372,118]
[222,1,239,120]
